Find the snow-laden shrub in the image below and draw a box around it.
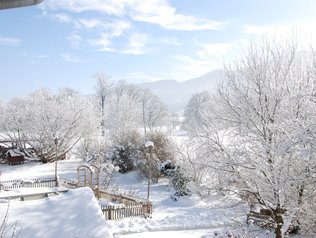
[136,146,160,183]
[110,130,142,173]
[74,136,110,163]
[137,132,176,182]
[146,132,175,164]
[108,130,176,179]
[99,162,119,189]
[160,160,176,176]
[169,167,190,197]
[296,193,316,234]
[110,146,135,173]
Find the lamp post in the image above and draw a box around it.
[54,137,59,187]
[145,141,154,201]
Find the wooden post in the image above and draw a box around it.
[54,138,59,187]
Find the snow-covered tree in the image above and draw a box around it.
[187,40,316,237]
[139,89,168,136]
[2,88,96,162]
[105,80,141,143]
[0,97,29,149]
[27,88,96,162]
[174,138,208,185]
[0,99,5,128]
[183,91,211,134]
[93,72,112,136]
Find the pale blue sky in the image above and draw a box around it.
[1,0,316,101]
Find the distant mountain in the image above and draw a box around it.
[138,69,224,113]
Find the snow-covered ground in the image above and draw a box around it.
[0,159,82,181]
[0,159,274,238]
[0,187,112,238]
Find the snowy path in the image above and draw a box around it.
[108,173,249,238]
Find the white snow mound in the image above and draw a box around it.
[0,187,112,238]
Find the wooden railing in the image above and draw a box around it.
[0,177,56,190]
[59,179,77,189]
[0,176,153,220]
[101,201,152,220]
[99,190,140,205]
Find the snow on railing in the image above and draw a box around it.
[100,201,152,220]
[0,177,56,191]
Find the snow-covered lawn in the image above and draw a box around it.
[0,159,83,181]
[0,159,274,238]
[109,177,246,234]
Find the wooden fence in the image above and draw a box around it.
[0,177,56,190]
[59,179,77,189]
[0,176,153,220]
[101,202,152,220]
[99,190,140,205]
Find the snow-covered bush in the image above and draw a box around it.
[74,136,110,163]
[99,162,119,189]
[110,130,142,173]
[160,160,176,176]
[174,138,209,185]
[146,131,175,164]
[137,132,176,182]
[169,167,190,197]
[136,144,160,183]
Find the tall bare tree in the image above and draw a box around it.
[105,80,141,144]
[93,72,112,136]
[139,89,168,137]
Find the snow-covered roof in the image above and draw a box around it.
[7,148,23,157]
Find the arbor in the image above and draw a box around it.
[187,41,316,237]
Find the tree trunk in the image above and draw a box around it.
[274,207,284,238]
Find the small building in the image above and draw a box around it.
[6,148,25,165]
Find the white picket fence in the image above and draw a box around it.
[0,177,56,190]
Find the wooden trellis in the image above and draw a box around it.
[77,164,100,198]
